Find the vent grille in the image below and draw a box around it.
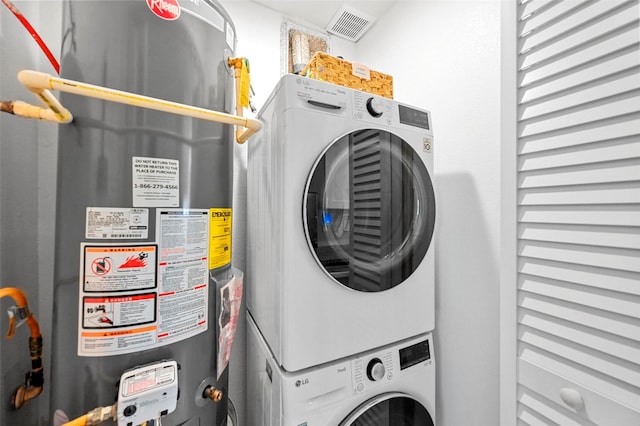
[326,5,375,42]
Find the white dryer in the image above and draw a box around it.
[248,75,436,371]
[246,314,436,426]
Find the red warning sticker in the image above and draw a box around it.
[83,245,157,293]
[146,0,181,21]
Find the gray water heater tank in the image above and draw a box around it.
[51,0,236,424]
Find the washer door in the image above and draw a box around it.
[339,392,435,426]
[304,129,435,292]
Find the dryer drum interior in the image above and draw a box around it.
[304,128,436,292]
[340,392,435,426]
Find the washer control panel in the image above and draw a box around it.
[350,337,432,395]
[353,91,394,126]
[352,90,432,133]
[351,350,393,394]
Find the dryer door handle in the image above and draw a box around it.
[307,100,342,110]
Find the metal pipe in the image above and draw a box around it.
[13,70,261,143]
[0,287,44,409]
[61,404,116,426]
[203,386,224,402]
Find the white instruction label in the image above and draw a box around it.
[132,157,179,207]
[156,209,210,344]
[86,207,149,239]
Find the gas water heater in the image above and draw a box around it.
[49,0,237,424]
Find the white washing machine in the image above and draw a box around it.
[247,74,436,371]
[246,313,436,426]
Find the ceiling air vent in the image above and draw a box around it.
[326,5,376,42]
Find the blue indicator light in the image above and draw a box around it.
[322,211,333,225]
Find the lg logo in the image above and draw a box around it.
[295,378,309,387]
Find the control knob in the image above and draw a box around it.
[366,358,385,382]
[366,97,384,118]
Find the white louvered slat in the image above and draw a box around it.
[520,0,595,37]
[518,222,640,249]
[519,240,640,272]
[519,183,640,205]
[520,310,640,364]
[518,116,640,153]
[520,0,635,52]
[519,205,640,227]
[521,70,640,119]
[519,292,640,341]
[522,21,638,82]
[517,406,557,426]
[518,140,640,171]
[519,274,640,317]
[521,1,555,16]
[515,1,640,422]
[518,257,640,295]
[518,159,640,187]
[520,327,640,386]
[520,0,558,25]
[519,95,640,137]
[520,8,639,71]
[521,42,639,101]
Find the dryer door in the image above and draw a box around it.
[304,129,435,292]
[339,392,435,426]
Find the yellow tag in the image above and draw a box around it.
[209,208,232,270]
[239,61,250,108]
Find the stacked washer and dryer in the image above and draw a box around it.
[247,74,436,425]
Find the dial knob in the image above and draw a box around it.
[366,97,384,118]
[366,358,385,382]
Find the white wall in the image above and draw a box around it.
[357,2,502,425]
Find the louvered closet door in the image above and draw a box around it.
[516,0,640,425]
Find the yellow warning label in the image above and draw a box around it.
[209,208,232,270]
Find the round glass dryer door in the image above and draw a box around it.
[304,129,435,292]
[340,393,435,426]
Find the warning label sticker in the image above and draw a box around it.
[83,246,157,293]
[80,325,157,354]
[82,293,156,329]
[209,208,232,270]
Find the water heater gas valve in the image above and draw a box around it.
[116,360,179,426]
